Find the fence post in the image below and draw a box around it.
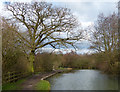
[8,72,10,83]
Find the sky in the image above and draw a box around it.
[0,0,119,54]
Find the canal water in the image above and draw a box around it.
[47,70,118,90]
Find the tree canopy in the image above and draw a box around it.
[6,2,83,54]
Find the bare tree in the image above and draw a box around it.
[90,13,118,53]
[89,13,119,68]
[6,2,83,72]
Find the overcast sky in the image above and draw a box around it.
[0,0,119,54]
[52,1,118,28]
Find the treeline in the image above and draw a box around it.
[34,51,96,73]
[34,51,119,75]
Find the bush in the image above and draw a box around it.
[2,49,31,73]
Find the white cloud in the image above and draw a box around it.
[36,47,95,54]
[81,22,93,28]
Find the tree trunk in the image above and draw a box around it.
[29,50,35,73]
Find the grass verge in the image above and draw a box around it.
[34,80,50,90]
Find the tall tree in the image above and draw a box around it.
[90,13,119,67]
[6,2,83,72]
[90,13,118,53]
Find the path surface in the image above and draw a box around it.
[20,71,57,90]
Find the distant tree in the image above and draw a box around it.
[63,51,78,68]
[34,53,54,72]
[90,13,118,53]
[6,2,83,72]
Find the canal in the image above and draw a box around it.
[47,70,118,90]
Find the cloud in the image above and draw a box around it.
[52,2,117,24]
[36,40,94,54]
[81,22,94,28]
[36,47,94,54]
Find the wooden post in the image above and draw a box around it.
[8,72,10,83]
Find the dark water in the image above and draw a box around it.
[47,70,118,90]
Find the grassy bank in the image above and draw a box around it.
[34,80,50,90]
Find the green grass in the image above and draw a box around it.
[57,67,72,71]
[34,80,50,90]
[58,67,65,70]
[2,78,26,90]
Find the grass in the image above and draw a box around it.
[34,80,50,90]
[2,78,27,90]
[57,67,73,71]
[58,67,65,70]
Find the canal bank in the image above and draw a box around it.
[34,68,73,90]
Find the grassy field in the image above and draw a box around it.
[34,80,50,90]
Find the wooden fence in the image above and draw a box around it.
[2,71,31,84]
